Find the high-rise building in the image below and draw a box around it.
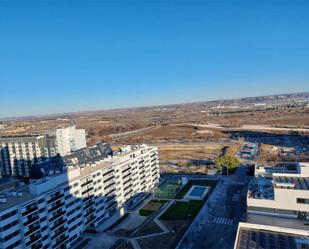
[0,144,159,249]
[0,135,57,177]
[55,125,86,156]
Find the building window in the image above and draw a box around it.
[297,198,309,204]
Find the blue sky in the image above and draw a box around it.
[0,0,308,117]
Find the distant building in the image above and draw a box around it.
[0,144,159,249]
[0,135,57,177]
[55,125,87,156]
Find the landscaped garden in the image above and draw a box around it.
[139,199,167,216]
[155,181,182,199]
[160,200,203,220]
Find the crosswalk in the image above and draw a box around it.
[213,217,233,225]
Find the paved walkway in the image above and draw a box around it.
[176,179,226,249]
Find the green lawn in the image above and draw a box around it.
[139,200,167,216]
[155,182,181,199]
[175,179,217,199]
[160,201,203,220]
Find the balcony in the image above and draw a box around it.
[83,195,93,202]
[85,215,96,226]
[48,201,65,213]
[52,226,66,240]
[122,167,130,174]
[103,169,114,177]
[84,201,95,210]
[50,218,65,231]
[47,193,64,204]
[26,233,41,247]
[105,182,115,190]
[81,179,93,188]
[106,201,117,210]
[104,176,114,184]
[25,225,40,237]
[49,211,66,222]
[105,187,116,196]
[53,235,68,248]
[85,208,95,217]
[24,215,39,226]
[82,187,94,195]
[22,206,38,216]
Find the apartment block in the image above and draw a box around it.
[0,135,57,177]
[0,144,159,249]
[55,125,86,156]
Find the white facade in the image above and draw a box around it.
[0,144,159,249]
[56,126,86,156]
[0,135,57,177]
[247,162,309,220]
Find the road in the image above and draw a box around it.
[178,166,249,249]
[184,123,309,133]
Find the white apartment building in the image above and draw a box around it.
[0,144,159,249]
[55,126,86,156]
[0,135,57,177]
[247,162,309,220]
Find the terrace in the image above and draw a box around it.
[273,176,309,190]
[248,178,274,200]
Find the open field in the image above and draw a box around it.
[1,93,308,172]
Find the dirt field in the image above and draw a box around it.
[1,94,308,173]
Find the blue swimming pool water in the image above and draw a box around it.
[189,186,207,197]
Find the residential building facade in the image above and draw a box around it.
[0,135,57,177]
[0,144,159,249]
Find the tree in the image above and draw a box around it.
[214,155,240,175]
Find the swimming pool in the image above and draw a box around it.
[185,185,209,200]
[189,186,208,197]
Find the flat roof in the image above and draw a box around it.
[236,226,308,249]
[273,176,309,190]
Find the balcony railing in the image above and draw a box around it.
[47,193,64,204]
[22,206,38,216]
[81,187,94,195]
[81,179,93,187]
[49,211,66,222]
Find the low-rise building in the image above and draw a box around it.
[247,162,309,220]
[0,144,159,249]
[235,162,309,249]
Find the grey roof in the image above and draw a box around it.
[63,142,112,167]
[273,176,309,190]
[236,227,308,249]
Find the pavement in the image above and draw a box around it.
[177,166,249,249]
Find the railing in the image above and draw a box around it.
[47,193,64,204]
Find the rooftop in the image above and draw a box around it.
[273,176,309,190]
[248,178,274,200]
[236,225,309,249]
